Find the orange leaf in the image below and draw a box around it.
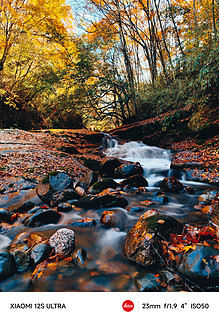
[157,219,165,224]
[140,200,154,206]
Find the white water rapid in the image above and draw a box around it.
[105,138,172,187]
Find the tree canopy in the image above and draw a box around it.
[0,0,218,130]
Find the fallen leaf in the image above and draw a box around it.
[140,200,154,206]
[157,219,165,224]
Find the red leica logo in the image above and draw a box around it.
[122,300,134,312]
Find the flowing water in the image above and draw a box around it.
[105,139,172,186]
[0,137,218,292]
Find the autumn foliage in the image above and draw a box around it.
[0,0,218,130]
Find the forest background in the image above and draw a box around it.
[0,0,218,135]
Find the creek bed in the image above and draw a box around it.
[0,140,218,292]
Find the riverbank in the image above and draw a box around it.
[0,129,105,185]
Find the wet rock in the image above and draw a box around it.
[120,174,148,188]
[198,190,217,203]
[100,157,123,177]
[160,177,184,193]
[114,163,143,178]
[36,180,53,204]
[139,209,159,220]
[134,187,148,194]
[178,245,219,285]
[13,249,30,273]
[11,232,41,247]
[0,208,12,223]
[151,193,168,204]
[27,206,44,215]
[0,250,16,280]
[36,171,73,204]
[23,209,61,227]
[100,209,128,230]
[185,186,195,194]
[75,186,85,197]
[88,178,120,194]
[201,205,214,214]
[123,213,183,267]
[29,257,61,286]
[57,202,72,212]
[129,206,145,213]
[71,218,96,227]
[25,233,47,248]
[74,194,128,209]
[9,242,29,252]
[75,171,98,191]
[134,271,161,291]
[159,269,176,284]
[15,201,35,214]
[49,228,75,255]
[50,189,80,207]
[9,243,30,273]
[31,243,52,265]
[49,171,73,192]
[0,177,36,194]
[71,248,86,266]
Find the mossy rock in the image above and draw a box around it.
[123,214,183,267]
[88,178,120,194]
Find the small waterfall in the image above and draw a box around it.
[106,141,170,160]
[101,133,118,149]
[104,138,172,186]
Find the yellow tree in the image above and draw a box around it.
[0,0,74,79]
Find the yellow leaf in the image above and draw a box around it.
[183,244,196,252]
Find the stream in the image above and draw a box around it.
[0,138,218,292]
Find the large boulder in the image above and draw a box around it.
[123,213,183,267]
[177,245,219,285]
[74,194,128,210]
